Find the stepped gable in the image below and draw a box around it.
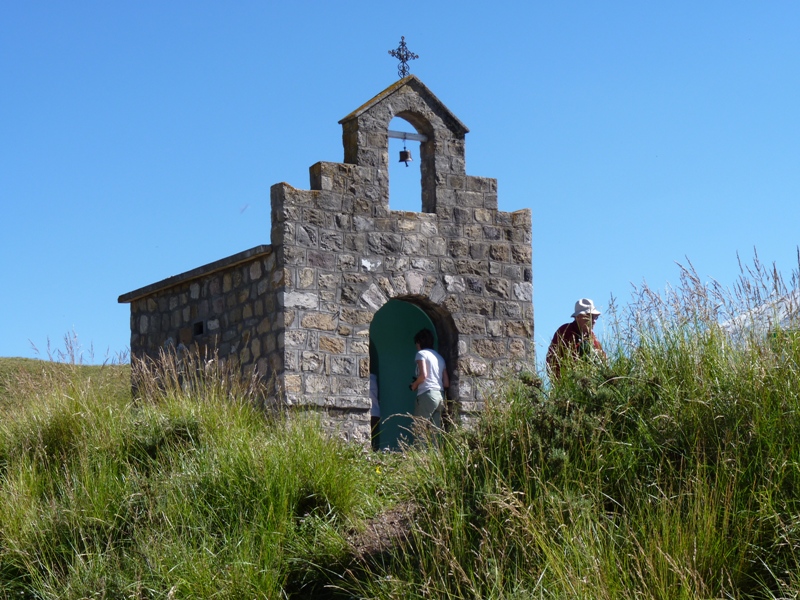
[120,76,534,448]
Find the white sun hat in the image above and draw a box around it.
[571,298,601,318]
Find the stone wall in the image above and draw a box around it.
[122,246,285,383]
[271,156,532,428]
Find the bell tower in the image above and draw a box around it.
[338,76,470,216]
[269,75,532,441]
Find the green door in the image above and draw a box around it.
[370,299,437,450]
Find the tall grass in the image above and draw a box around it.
[343,255,800,599]
[0,351,376,599]
[3,255,800,598]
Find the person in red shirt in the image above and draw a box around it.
[546,298,606,380]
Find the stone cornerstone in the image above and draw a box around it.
[119,75,533,444]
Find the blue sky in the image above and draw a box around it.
[2,2,799,365]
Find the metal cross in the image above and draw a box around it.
[388,36,419,79]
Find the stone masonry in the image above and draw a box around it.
[119,75,533,444]
[119,246,284,383]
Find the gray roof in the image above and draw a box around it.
[118,245,272,304]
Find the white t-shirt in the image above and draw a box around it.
[414,348,446,396]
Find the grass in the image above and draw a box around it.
[341,255,800,599]
[1,254,800,598]
[0,354,385,599]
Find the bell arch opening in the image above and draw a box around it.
[387,111,436,214]
[388,116,422,213]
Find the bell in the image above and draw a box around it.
[399,149,412,167]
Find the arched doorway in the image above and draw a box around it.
[370,299,439,450]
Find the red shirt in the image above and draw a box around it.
[546,320,605,379]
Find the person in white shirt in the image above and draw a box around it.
[410,328,449,428]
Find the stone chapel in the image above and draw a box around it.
[119,75,534,449]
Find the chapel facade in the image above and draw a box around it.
[119,75,533,448]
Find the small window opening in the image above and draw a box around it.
[193,321,205,336]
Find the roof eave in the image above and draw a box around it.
[118,244,272,304]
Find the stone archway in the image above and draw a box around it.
[369,295,459,450]
[370,299,434,450]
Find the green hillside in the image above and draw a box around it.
[1,262,799,598]
[0,358,130,412]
